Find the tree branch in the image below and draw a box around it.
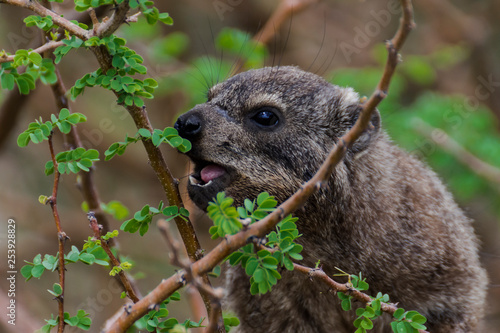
[0,40,64,64]
[47,134,69,333]
[413,118,500,188]
[4,0,89,40]
[255,0,319,45]
[104,1,415,331]
[95,0,130,37]
[158,220,225,332]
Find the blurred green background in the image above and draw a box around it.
[1,0,499,332]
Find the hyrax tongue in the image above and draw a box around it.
[200,164,226,183]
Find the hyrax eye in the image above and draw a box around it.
[251,108,279,127]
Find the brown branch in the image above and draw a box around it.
[95,0,130,37]
[158,220,225,332]
[204,300,222,333]
[292,264,397,313]
[3,0,89,40]
[292,263,429,333]
[0,41,64,64]
[231,0,317,75]
[87,212,140,303]
[255,0,319,45]
[413,118,500,188]
[104,1,415,331]
[47,134,68,333]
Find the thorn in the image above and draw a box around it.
[124,303,133,315]
[241,218,252,229]
[278,207,285,219]
[148,303,160,311]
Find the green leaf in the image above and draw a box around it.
[162,205,179,216]
[58,108,70,120]
[341,299,351,311]
[139,221,150,236]
[52,283,62,296]
[158,12,173,25]
[31,264,45,278]
[28,52,43,66]
[17,132,30,147]
[138,128,151,138]
[57,121,72,134]
[396,321,407,333]
[361,318,373,329]
[15,77,30,94]
[1,73,15,90]
[410,314,426,324]
[79,253,95,265]
[20,265,33,280]
[393,308,405,320]
[245,258,258,276]
[410,322,427,330]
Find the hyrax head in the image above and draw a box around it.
[175,66,381,210]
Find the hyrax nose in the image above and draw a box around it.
[175,112,202,140]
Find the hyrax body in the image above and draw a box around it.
[175,66,487,332]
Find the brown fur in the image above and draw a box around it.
[175,66,487,332]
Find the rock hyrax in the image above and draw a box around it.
[174,66,487,332]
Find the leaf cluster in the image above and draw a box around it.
[104,127,191,161]
[74,0,173,26]
[45,147,99,175]
[0,53,57,94]
[391,309,427,332]
[42,310,92,332]
[336,273,427,333]
[24,15,55,31]
[207,192,302,295]
[351,292,389,333]
[17,108,87,147]
[121,201,189,236]
[21,245,108,281]
[64,34,158,108]
[132,292,203,332]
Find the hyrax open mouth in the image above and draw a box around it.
[189,162,228,187]
[187,159,233,209]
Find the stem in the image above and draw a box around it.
[87,213,140,303]
[0,41,64,64]
[48,134,67,333]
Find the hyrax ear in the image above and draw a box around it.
[350,106,381,154]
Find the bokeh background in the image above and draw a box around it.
[1,0,500,332]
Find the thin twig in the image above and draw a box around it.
[88,8,100,33]
[87,212,140,303]
[4,0,89,39]
[158,220,189,268]
[413,118,500,188]
[204,300,223,333]
[95,0,130,37]
[255,0,318,45]
[158,220,225,332]
[292,263,429,333]
[103,1,415,330]
[47,134,68,333]
[0,41,64,64]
